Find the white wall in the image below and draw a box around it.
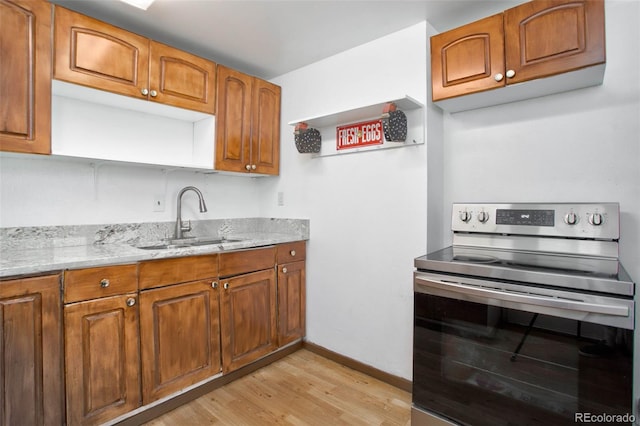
[261,22,429,380]
[0,155,261,227]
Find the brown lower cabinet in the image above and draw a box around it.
[220,268,277,372]
[64,293,141,425]
[276,242,307,347]
[6,242,305,425]
[0,274,63,426]
[139,279,222,404]
[277,260,306,347]
[63,264,140,426]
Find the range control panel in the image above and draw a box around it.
[452,203,620,240]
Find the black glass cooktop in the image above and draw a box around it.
[415,246,634,297]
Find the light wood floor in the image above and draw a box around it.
[144,349,411,425]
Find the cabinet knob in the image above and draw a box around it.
[251,164,257,170]
[100,278,110,288]
[126,297,136,307]
[494,73,504,82]
[282,267,288,273]
[245,164,251,171]
[506,69,516,78]
[223,282,229,290]
[564,212,578,225]
[290,250,296,257]
[211,281,218,289]
[141,88,149,96]
[589,213,603,226]
[150,90,158,97]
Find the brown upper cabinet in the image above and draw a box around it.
[53,6,216,114]
[0,0,52,154]
[431,0,605,111]
[216,65,281,175]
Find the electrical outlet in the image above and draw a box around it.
[277,191,284,206]
[153,195,165,212]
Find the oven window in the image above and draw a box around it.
[413,293,634,426]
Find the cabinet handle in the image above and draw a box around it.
[282,267,288,273]
[223,282,229,290]
[251,164,257,170]
[494,73,504,82]
[150,90,158,97]
[506,69,516,78]
[211,281,218,289]
[290,250,296,257]
[141,88,149,96]
[100,279,110,288]
[126,297,136,307]
[245,164,251,171]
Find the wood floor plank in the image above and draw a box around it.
[144,349,411,425]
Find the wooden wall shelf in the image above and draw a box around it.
[288,95,424,158]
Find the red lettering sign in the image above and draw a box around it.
[336,120,383,150]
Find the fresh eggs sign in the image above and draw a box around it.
[336,119,383,150]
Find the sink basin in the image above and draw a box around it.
[136,237,243,250]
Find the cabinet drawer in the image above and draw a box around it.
[64,264,137,303]
[277,241,306,264]
[219,247,276,278]
[139,254,218,289]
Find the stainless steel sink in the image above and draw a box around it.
[136,237,243,250]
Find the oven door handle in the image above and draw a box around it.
[415,275,630,318]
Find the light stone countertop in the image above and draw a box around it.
[0,218,309,278]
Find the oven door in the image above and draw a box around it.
[413,271,636,426]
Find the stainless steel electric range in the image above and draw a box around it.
[413,203,636,426]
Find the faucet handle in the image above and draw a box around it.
[180,220,192,233]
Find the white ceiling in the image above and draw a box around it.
[51,0,520,80]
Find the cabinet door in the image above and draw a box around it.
[277,260,306,347]
[0,0,51,154]
[251,78,280,175]
[215,65,253,173]
[220,268,277,372]
[0,274,63,426]
[64,293,140,426]
[504,0,605,84]
[53,6,150,100]
[149,41,216,114]
[431,13,505,102]
[139,280,221,404]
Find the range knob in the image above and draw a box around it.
[564,212,578,225]
[589,213,603,226]
[459,210,471,223]
[477,211,490,223]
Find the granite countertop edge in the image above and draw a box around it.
[1,232,308,279]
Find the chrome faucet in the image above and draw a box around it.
[174,186,207,240]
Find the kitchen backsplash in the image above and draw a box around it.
[0,218,309,250]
